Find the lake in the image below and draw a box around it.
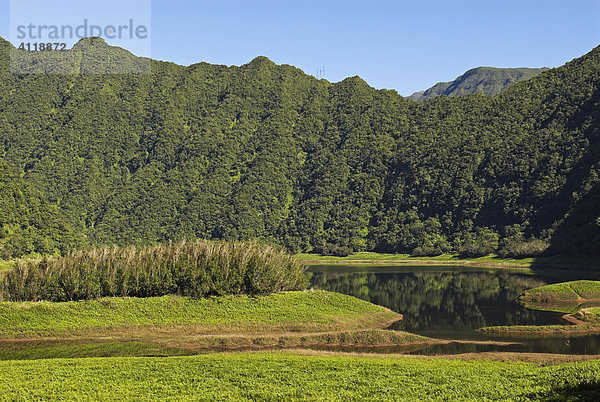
[308,264,600,355]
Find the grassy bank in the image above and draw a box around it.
[0,291,424,358]
[0,291,400,338]
[1,352,599,400]
[0,330,429,361]
[298,252,600,270]
[520,281,600,303]
[478,324,600,336]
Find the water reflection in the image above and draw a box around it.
[308,266,600,354]
[310,270,563,336]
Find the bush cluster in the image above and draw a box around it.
[498,238,549,258]
[1,240,307,302]
[315,243,353,257]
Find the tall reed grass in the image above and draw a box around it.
[1,240,307,302]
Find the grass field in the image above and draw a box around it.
[1,352,599,400]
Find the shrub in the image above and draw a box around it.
[459,227,500,257]
[498,238,549,258]
[316,243,353,257]
[410,246,443,257]
[1,240,308,302]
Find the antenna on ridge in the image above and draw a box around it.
[316,66,326,79]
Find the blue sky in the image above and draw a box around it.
[1,0,599,95]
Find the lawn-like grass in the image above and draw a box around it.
[0,352,599,400]
[0,290,400,338]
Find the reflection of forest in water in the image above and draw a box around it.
[309,272,566,334]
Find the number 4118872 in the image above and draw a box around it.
[18,42,67,51]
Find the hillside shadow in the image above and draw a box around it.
[527,181,600,277]
[548,182,600,256]
[529,81,600,235]
[527,380,600,401]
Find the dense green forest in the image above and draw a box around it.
[0,160,85,258]
[1,36,599,259]
[409,67,549,101]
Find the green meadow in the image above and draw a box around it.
[1,353,599,401]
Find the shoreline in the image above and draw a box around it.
[298,252,600,271]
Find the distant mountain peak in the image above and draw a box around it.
[246,56,276,67]
[6,36,150,74]
[409,67,550,101]
[72,37,110,49]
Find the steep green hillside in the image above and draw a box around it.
[1,36,600,258]
[0,160,85,259]
[409,67,548,101]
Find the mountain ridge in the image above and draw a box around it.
[1,36,599,258]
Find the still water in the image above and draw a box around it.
[308,265,600,355]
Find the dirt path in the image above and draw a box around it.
[561,313,588,325]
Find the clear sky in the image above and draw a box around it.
[1,0,599,95]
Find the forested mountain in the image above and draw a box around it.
[0,160,85,258]
[1,36,599,258]
[408,67,548,101]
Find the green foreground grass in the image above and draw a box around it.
[1,352,599,401]
[0,290,399,337]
